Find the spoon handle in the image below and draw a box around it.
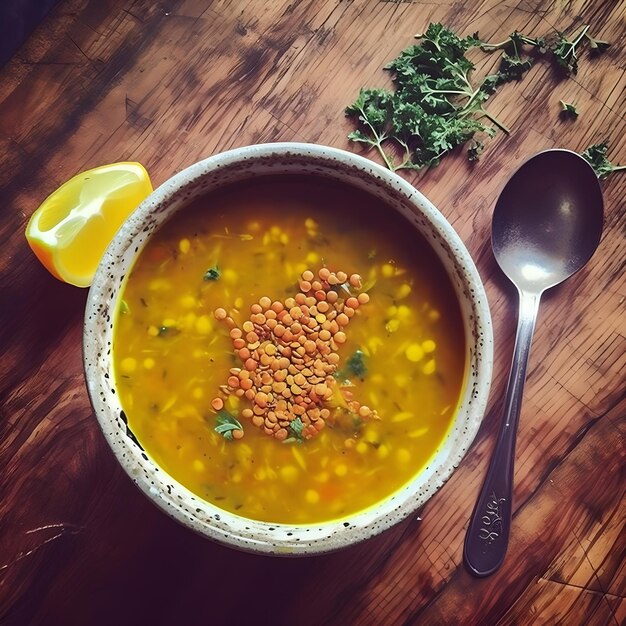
[464,290,541,577]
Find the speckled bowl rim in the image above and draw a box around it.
[84,142,493,556]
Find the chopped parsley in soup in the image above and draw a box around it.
[113,177,466,524]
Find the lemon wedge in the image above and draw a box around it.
[26,162,152,287]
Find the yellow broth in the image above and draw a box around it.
[113,177,466,524]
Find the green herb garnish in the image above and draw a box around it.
[347,22,609,170]
[158,325,180,337]
[345,349,367,379]
[203,266,221,281]
[346,23,508,171]
[581,142,626,180]
[214,410,243,440]
[559,100,578,119]
[284,417,305,443]
[550,25,591,75]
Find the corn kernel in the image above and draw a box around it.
[227,395,240,410]
[306,251,320,264]
[232,472,242,483]
[367,336,384,354]
[422,359,436,375]
[193,459,205,472]
[396,449,411,464]
[182,312,196,329]
[143,358,155,370]
[234,297,243,309]
[385,319,400,333]
[429,309,441,322]
[180,295,196,309]
[148,278,171,291]
[305,489,320,504]
[397,305,411,320]
[363,426,379,442]
[254,468,267,481]
[422,339,436,353]
[192,387,203,399]
[377,445,390,460]
[222,268,238,284]
[334,464,348,477]
[405,343,424,362]
[163,317,176,327]
[305,217,318,230]
[356,441,369,454]
[280,466,299,484]
[386,305,398,317]
[382,263,395,277]
[119,357,137,374]
[397,283,412,299]
[394,373,409,388]
[179,238,191,254]
[315,472,330,483]
[195,315,212,335]
[279,232,289,245]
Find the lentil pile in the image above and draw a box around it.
[211,267,377,441]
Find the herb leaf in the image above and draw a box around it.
[214,410,243,440]
[346,22,507,171]
[345,350,367,379]
[559,100,578,119]
[550,25,590,75]
[203,266,221,281]
[348,22,610,171]
[286,417,305,442]
[158,325,180,337]
[581,142,626,180]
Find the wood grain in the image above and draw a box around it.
[0,1,624,625]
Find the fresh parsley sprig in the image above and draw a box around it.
[582,142,626,180]
[347,22,611,171]
[559,100,578,119]
[346,23,505,171]
[283,416,306,443]
[214,410,243,440]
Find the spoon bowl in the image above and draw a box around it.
[464,149,603,577]
[492,149,604,293]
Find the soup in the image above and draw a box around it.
[113,177,465,524]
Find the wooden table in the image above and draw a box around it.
[1,1,624,624]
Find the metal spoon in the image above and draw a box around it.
[464,148,604,577]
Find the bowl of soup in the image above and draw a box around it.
[84,142,492,555]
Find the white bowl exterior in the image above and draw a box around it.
[84,143,493,555]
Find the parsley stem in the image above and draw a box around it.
[480,39,511,52]
[359,111,395,171]
[377,144,395,171]
[481,33,541,52]
[570,24,590,48]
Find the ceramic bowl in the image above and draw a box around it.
[83,142,493,555]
